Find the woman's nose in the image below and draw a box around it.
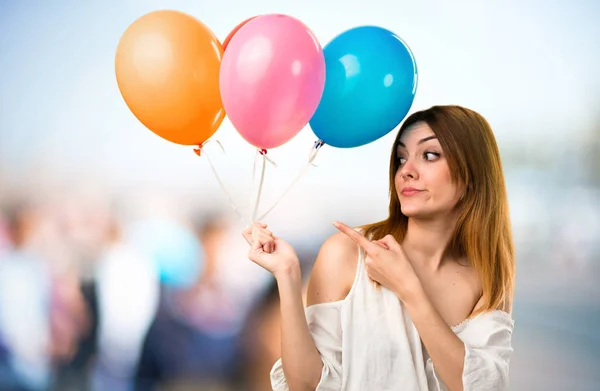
[399,159,418,180]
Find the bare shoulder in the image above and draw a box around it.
[449,260,484,317]
[463,264,483,296]
[306,231,359,306]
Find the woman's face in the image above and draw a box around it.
[394,122,462,219]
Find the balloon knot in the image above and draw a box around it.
[315,140,325,149]
[193,144,204,156]
[259,149,268,155]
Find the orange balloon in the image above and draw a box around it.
[115,10,225,145]
[222,16,257,50]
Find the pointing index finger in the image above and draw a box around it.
[333,221,378,253]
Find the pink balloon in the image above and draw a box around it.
[220,14,326,150]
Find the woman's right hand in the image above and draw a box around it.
[242,222,300,279]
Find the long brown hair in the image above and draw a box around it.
[362,105,515,314]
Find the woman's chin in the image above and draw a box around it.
[400,206,422,218]
[401,206,456,221]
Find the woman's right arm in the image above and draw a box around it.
[244,225,357,391]
[276,263,322,390]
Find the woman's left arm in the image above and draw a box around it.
[402,286,466,391]
[405,293,513,391]
[333,222,513,391]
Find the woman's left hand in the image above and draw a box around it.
[333,221,422,302]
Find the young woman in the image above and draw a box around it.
[243,105,515,391]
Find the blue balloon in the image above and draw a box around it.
[309,26,418,148]
[127,219,204,288]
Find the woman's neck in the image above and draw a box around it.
[402,215,457,271]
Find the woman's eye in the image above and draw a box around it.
[424,152,440,161]
[397,156,406,165]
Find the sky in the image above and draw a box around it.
[0,0,599,227]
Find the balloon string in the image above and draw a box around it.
[250,151,258,210]
[256,140,324,221]
[251,149,277,203]
[195,141,249,225]
[251,151,267,222]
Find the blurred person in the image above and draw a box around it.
[50,194,114,391]
[243,106,516,390]
[0,197,92,391]
[0,200,53,391]
[20,197,91,374]
[134,213,246,391]
[238,280,282,391]
[91,203,160,391]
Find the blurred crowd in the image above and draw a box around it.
[0,167,599,391]
[0,191,315,391]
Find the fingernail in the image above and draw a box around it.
[332,221,340,228]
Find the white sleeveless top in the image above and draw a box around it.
[270,248,514,390]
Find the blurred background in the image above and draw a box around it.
[1,0,599,390]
